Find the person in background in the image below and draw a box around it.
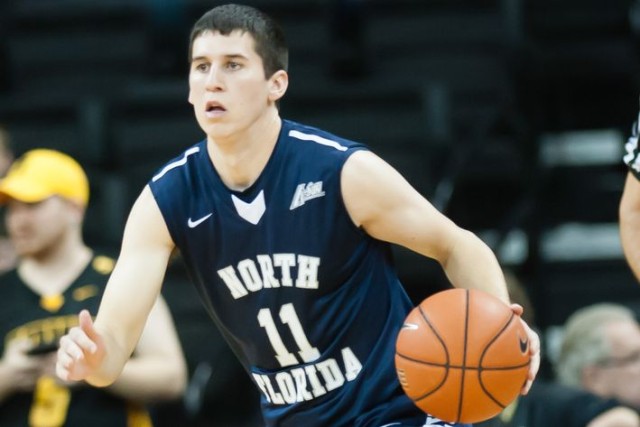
[0,149,187,427]
[477,273,639,427]
[556,303,640,413]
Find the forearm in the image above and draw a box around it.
[441,229,510,304]
[107,355,187,401]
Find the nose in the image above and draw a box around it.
[205,66,224,92]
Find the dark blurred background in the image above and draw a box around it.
[3,0,640,424]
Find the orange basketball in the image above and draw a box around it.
[395,288,530,423]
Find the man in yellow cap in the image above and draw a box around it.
[0,149,187,427]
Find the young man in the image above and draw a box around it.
[56,4,540,426]
[0,149,187,426]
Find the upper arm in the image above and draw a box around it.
[341,150,464,262]
[94,186,175,354]
[621,172,640,218]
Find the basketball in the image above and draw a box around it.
[395,288,530,423]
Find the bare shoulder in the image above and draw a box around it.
[123,185,174,250]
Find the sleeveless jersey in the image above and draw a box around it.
[0,255,152,427]
[624,111,640,178]
[149,120,441,426]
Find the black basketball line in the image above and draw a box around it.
[477,311,527,409]
[394,353,530,371]
[456,289,470,423]
[397,304,452,402]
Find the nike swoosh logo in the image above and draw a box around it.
[187,213,213,228]
[519,336,529,353]
[402,323,419,331]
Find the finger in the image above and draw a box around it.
[520,321,541,395]
[66,326,97,355]
[56,358,71,381]
[56,349,76,371]
[59,335,86,361]
[56,347,87,382]
[78,310,99,343]
[510,303,524,316]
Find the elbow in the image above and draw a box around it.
[156,360,188,401]
[170,362,189,398]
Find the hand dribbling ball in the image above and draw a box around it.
[395,288,530,423]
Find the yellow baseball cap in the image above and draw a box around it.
[0,149,89,206]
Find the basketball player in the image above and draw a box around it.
[55,4,540,426]
[0,149,187,426]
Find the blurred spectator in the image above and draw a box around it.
[557,303,640,411]
[476,273,639,427]
[0,149,187,426]
[0,126,16,273]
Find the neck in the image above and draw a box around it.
[208,109,282,191]
[18,230,93,296]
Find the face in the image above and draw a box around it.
[589,320,640,408]
[188,30,288,140]
[5,197,79,258]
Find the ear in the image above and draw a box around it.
[66,201,86,226]
[268,70,289,103]
[188,87,195,105]
[581,365,601,392]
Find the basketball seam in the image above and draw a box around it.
[394,355,528,370]
[477,312,521,409]
[394,355,529,371]
[456,289,470,423]
[400,305,451,402]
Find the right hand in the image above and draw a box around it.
[56,310,106,382]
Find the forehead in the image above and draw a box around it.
[7,196,63,209]
[608,320,640,351]
[191,30,258,60]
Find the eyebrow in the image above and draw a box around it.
[191,54,248,63]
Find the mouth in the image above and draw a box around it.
[205,101,227,118]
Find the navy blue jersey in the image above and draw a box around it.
[149,120,463,427]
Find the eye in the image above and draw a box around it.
[194,62,210,72]
[226,61,241,71]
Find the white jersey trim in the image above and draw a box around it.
[288,130,348,152]
[152,146,200,182]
